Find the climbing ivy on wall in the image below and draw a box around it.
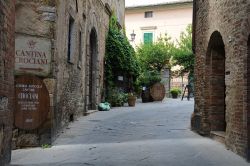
[104,14,140,90]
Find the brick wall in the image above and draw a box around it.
[192,0,250,160]
[0,0,15,164]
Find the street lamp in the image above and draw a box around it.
[130,30,136,42]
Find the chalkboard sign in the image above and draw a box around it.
[15,76,49,130]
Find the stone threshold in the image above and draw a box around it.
[84,110,98,116]
[210,131,226,144]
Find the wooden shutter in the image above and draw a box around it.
[144,33,153,44]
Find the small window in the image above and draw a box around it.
[145,11,153,18]
[67,16,75,63]
[78,31,82,69]
[144,33,153,44]
[75,0,78,12]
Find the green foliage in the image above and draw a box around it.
[105,14,140,89]
[109,14,119,32]
[136,70,161,88]
[170,88,182,96]
[128,92,136,97]
[136,38,173,72]
[135,35,173,90]
[172,24,194,77]
[41,144,51,149]
[106,88,127,107]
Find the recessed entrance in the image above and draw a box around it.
[206,31,226,132]
[88,28,98,110]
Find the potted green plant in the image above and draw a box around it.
[106,88,127,107]
[170,88,181,99]
[128,93,136,107]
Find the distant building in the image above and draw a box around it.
[125,0,192,46]
[125,0,192,96]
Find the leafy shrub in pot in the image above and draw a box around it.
[106,88,127,107]
[170,88,181,99]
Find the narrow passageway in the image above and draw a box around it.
[11,99,248,166]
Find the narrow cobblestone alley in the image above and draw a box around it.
[11,99,249,166]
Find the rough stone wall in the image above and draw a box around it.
[192,0,250,159]
[0,0,15,164]
[104,0,125,26]
[14,0,124,145]
[84,0,110,111]
[52,0,125,140]
[53,0,87,137]
[14,0,56,147]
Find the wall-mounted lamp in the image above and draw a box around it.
[130,30,136,42]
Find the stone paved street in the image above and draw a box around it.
[11,99,249,166]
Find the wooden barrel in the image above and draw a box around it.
[141,89,153,103]
[15,76,50,130]
[150,82,166,101]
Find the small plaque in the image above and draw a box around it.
[118,76,123,81]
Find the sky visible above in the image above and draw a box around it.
[125,0,192,7]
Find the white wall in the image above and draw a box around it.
[125,4,192,47]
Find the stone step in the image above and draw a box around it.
[210,131,226,144]
[84,110,98,116]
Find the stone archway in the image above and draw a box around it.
[247,35,250,160]
[205,31,226,133]
[88,28,98,110]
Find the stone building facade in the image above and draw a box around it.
[192,0,250,160]
[0,0,15,164]
[14,0,124,149]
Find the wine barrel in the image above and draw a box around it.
[150,82,166,101]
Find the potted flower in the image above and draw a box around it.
[128,93,136,107]
[170,88,181,99]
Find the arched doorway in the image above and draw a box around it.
[88,28,98,110]
[205,31,226,132]
[247,35,250,160]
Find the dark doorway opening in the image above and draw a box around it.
[88,28,98,110]
[69,114,74,122]
[206,31,226,132]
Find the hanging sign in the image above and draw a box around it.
[15,76,50,130]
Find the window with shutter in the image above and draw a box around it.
[144,33,153,44]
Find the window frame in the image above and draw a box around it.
[77,30,82,69]
[143,32,154,44]
[144,11,153,18]
[67,16,75,64]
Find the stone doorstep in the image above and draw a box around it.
[210,131,226,144]
[84,110,98,116]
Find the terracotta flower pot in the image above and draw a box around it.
[171,93,178,99]
[128,96,136,107]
